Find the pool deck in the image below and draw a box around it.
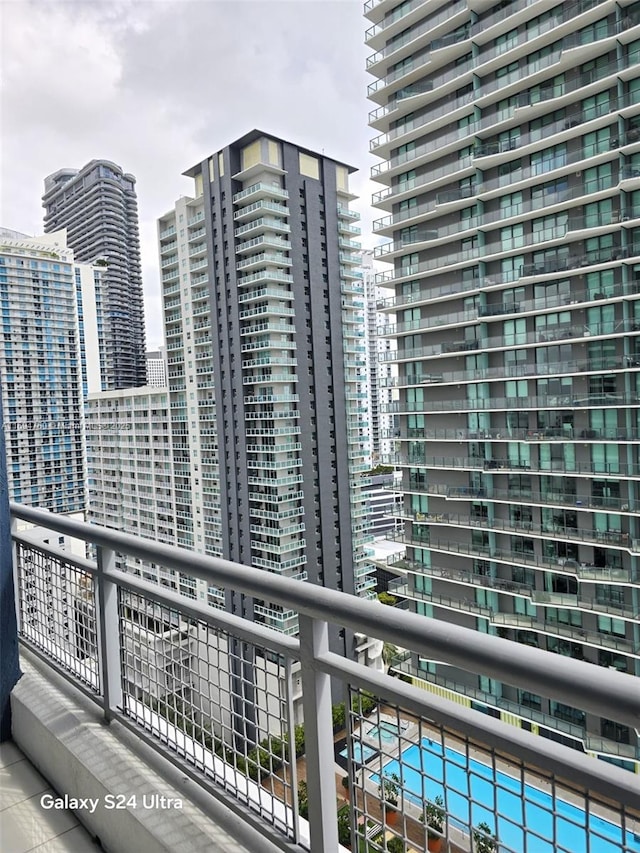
[352,707,640,851]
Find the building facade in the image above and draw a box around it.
[0,230,101,513]
[366,0,640,768]
[362,249,398,464]
[157,131,375,635]
[42,160,146,390]
[146,348,167,387]
[85,387,180,585]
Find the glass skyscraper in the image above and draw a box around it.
[0,230,90,513]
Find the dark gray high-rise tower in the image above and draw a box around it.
[157,131,375,637]
[43,160,146,389]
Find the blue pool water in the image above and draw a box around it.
[341,742,376,764]
[366,721,400,743]
[371,738,640,853]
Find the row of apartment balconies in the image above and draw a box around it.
[390,565,638,614]
[379,293,639,336]
[411,479,635,510]
[387,508,637,549]
[393,579,639,631]
[370,9,637,100]
[368,13,639,116]
[377,327,639,362]
[375,238,640,288]
[389,530,637,582]
[384,453,640,479]
[372,135,632,212]
[382,390,640,415]
[376,264,640,312]
[370,94,639,186]
[374,204,640,261]
[374,172,640,235]
[379,357,640,389]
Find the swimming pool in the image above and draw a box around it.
[340,742,377,764]
[366,721,400,743]
[371,738,640,853]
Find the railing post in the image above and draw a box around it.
[10,515,21,635]
[95,545,122,721]
[285,658,299,844]
[298,614,339,852]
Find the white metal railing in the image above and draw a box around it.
[9,504,640,853]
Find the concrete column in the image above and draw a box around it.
[0,393,21,739]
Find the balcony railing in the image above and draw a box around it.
[9,504,640,853]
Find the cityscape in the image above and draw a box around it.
[1,1,639,852]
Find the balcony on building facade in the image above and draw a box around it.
[6,503,640,852]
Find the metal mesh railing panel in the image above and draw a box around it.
[16,542,99,691]
[117,589,297,840]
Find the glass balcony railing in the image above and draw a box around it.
[386,504,636,548]
[366,0,466,67]
[370,92,475,151]
[365,0,432,43]
[385,452,640,479]
[379,353,639,389]
[382,389,640,415]
[383,425,640,443]
[232,182,289,204]
[8,504,640,853]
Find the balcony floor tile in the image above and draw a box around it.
[0,743,97,853]
[29,826,100,853]
[0,742,25,769]
[0,758,49,810]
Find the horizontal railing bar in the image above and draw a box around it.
[10,503,640,733]
[318,651,640,811]
[108,568,300,659]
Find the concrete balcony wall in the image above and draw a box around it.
[11,649,283,853]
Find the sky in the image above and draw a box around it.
[1,0,381,348]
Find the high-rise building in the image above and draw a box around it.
[146,347,167,387]
[86,386,177,577]
[362,249,398,464]
[157,130,375,636]
[0,229,102,513]
[367,0,639,768]
[42,160,146,390]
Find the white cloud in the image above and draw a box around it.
[1,0,382,348]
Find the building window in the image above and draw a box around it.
[598,649,628,672]
[500,223,524,250]
[583,127,612,158]
[551,702,585,727]
[597,616,626,637]
[532,213,567,243]
[601,719,630,744]
[531,144,566,175]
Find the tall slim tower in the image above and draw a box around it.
[362,248,398,465]
[158,131,375,636]
[42,160,146,390]
[367,0,639,768]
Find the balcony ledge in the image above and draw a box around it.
[11,649,284,853]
